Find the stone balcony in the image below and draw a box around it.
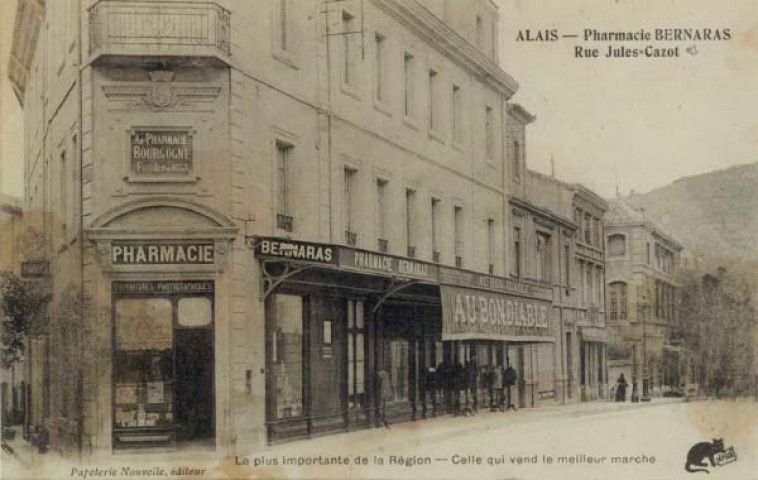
[88,1,230,64]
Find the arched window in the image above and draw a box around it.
[608,234,626,256]
[608,282,628,320]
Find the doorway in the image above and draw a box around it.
[175,328,214,445]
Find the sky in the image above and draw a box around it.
[1,1,757,199]
[497,0,758,198]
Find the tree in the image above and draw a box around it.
[674,266,756,396]
[0,272,49,369]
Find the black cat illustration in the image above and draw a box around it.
[685,438,726,474]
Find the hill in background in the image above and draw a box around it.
[623,161,758,264]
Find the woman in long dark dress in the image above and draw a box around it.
[615,373,628,402]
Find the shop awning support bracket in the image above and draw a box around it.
[261,260,314,300]
[372,278,417,313]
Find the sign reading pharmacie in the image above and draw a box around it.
[112,241,214,265]
[131,129,193,175]
[441,286,554,342]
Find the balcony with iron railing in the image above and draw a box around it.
[88,1,231,63]
[276,214,293,232]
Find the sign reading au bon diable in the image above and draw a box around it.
[441,286,553,342]
[131,129,192,175]
[112,242,214,265]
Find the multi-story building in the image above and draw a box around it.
[8,0,609,458]
[520,167,609,404]
[604,199,683,401]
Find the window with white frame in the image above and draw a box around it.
[276,141,294,230]
[452,85,462,144]
[403,53,414,117]
[344,167,357,244]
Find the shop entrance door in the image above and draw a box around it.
[175,328,214,445]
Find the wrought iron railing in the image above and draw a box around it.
[89,1,231,59]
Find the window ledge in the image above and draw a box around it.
[428,128,445,145]
[340,82,361,102]
[402,116,419,131]
[373,98,393,118]
[273,48,300,70]
[124,175,199,184]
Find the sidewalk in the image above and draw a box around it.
[266,396,687,457]
[0,397,687,473]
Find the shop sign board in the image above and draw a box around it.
[20,261,50,278]
[338,248,438,281]
[253,237,338,265]
[112,281,215,294]
[439,266,553,301]
[112,242,214,265]
[441,286,554,342]
[131,129,192,175]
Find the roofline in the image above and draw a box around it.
[508,103,536,124]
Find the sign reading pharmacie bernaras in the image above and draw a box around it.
[251,236,436,281]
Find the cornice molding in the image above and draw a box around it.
[371,0,518,99]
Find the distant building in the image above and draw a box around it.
[522,168,609,403]
[604,200,685,400]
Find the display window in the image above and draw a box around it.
[112,282,214,450]
[272,294,304,419]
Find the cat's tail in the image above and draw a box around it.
[685,463,709,474]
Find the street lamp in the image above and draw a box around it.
[639,283,652,402]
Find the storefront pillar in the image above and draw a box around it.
[365,304,376,427]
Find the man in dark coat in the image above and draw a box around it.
[504,361,518,411]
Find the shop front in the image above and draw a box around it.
[252,236,559,444]
[86,198,237,453]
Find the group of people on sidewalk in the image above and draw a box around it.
[375,358,519,428]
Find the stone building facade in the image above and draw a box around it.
[8,0,610,458]
[604,199,684,401]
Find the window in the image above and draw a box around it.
[454,206,464,267]
[646,242,651,264]
[344,167,357,244]
[59,150,68,239]
[403,53,414,117]
[512,226,521,278]
[276,141,293,230]
[535,232,550,282]
[485,106,494,160]
[114,298,174,431]
[431,198,441,262]
[405,188,416,257]
[586,263,593,304]
[584,214,592,244]
[385,339,410,401]
[609,282,628,320]
[272,295,304,419]
[452,85,462,144]
[376,179,388,251]
[476,15,484,50]
[342,11,355,85]
[608,234,626,256]
[347,300,365,408]
[277,0,289,51]
[513,140,521,180]
[487,219,495,274]
[428,69,438,131]
[565,245,571,294]
[374,33,386,102]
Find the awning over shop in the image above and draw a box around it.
[440,286,554,343]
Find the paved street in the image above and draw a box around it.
[3,399,757,480]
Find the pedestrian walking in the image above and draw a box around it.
[615,373,628,402]
[491,364,504,411]
[376,368,392,428]
[504,361,518,411]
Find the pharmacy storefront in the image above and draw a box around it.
[252,236,558,444]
